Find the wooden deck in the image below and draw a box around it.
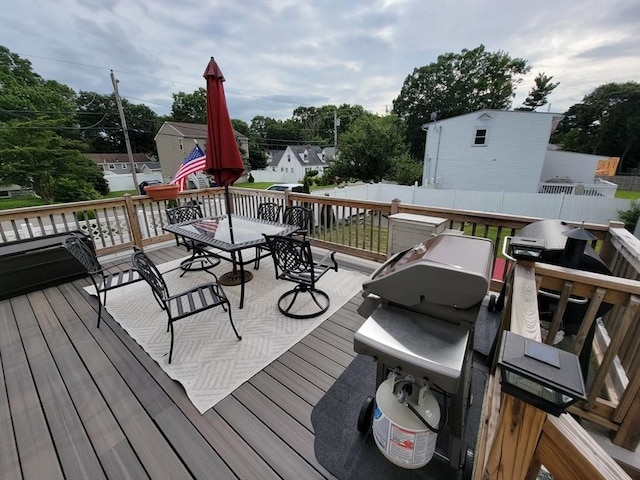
[1,244,371,480]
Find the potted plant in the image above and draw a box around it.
[144,184,180,201]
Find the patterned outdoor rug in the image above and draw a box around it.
[86,256,367,414]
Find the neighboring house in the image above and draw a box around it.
[262,145,335,183]
[86,153,160,174]
[421,109,615,195]
[0,183,29,199]
[154,121,249,186]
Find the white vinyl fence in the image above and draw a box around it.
[318,183,632,225]
[249,170,298,184]
[105,173,163,192]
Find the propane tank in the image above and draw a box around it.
[372,374,440,469]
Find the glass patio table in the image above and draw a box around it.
[163,214,298,309]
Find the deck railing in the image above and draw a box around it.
[474,258,638,479]
[2,186,639,461]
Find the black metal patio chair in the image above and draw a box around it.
[254,202,284,270]
[62,234,143,328]
[263,234,338,319]
[283,205,312,238]
[131,250,241,363]
[257,202,283,223]
[166,205,221,275]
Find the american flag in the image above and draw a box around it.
[170,144,206,191]
[193,220,219,236]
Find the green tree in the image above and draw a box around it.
[292,104,369,146]
[329,114,408,183]
[171,88,206,123]
[0,46,77,124]
[249,115,273,139]
[0,146,106,202]
[618,200,639,232]
[249,116,306,150]
[231,119,250,136]
[232,118,267,169]
[389,153,424,186]
[551,82,640,171]
[520,73,559,111]
[292,106,329,141]
[393,45,530,159]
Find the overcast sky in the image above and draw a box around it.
[1,0,639,124]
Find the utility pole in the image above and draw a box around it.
[110,70,140,191]
[333,109,340,153]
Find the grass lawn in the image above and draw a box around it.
[615,189,640,200]
[0,197,49,210]
[234,182,273,190]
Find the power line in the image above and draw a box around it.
[0,108,120,116]
[16,51,310,107]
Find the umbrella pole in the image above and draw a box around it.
[218,185,253,294]
[225,186,238,273]
[224,185,236,244]
[222,185,237,273]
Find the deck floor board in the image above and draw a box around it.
[2,296,64,480]
[2,243,369,479]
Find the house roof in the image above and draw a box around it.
[267,150,285,165]
[421,109,564,132]
[85,153,154,164]
[157,121,248,141]
[268,145,335,167]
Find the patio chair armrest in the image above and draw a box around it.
[317,250,338,272]
[209,282,228,299]
[165,282,228,303]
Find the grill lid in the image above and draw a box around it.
[363,234,494,310]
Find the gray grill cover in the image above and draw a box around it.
[362,233,494,311]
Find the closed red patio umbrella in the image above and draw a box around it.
[203,57,247,285]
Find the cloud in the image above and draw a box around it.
[1,0,638,123]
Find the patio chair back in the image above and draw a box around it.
[165,204,221,274]
[63,234,102,274]
[62,234,142,328]
[253,202,284,270]
[166,205,203,248]
[130,250,170,302]
[283,206,312,236]
[257,202,283,222]
[131,250,241,363]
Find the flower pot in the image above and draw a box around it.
[145,184,180,201]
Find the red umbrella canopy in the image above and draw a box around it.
[203,57,245,186]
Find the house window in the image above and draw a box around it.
[122,163,128,169]
[473,128,488,146]
[178,138,183,151]
[108,164,116,170]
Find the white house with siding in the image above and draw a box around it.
[421,109,613,195]
[259,145,335,183]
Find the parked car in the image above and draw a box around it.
[139,180,162,194]
[266,183,305,193]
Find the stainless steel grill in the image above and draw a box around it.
[354,233,494,470]
[516,219,612,331]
